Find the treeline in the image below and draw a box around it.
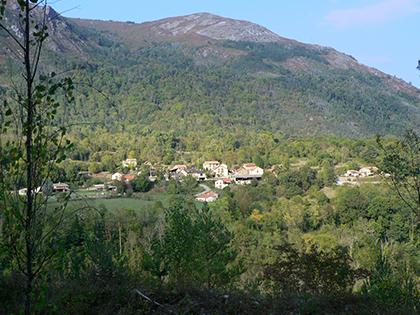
[1,182,417,313]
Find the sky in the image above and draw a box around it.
[52,0,420,87]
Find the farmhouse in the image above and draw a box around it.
[203,161,220,172]
[195,191,219,203]
[214,164,229,177]
[232,163,264,185]
[215,178,234,190]
[18,187,42,196]
[170,164,188,173]
[359,167,376,177]
[345,170,360,177]
[123,174,136,182]
[52,183,70,193]
[189,168,207,181]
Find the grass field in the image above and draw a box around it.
[50,192,176,214]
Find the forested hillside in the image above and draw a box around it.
[0,6,419,140]
[1,3,419,314]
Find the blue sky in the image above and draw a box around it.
[53,0,420,87]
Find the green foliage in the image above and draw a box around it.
[264,243,365,296]
[131,173,153,193]
[142,197,238,289]
[362,243,419,311]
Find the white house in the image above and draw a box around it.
[191,170,207,181]
[231,163,264,185]
[215,178,234,189]
[112,172,124,181]
[345,170,360,177]
[242,163,264,176]
[203,161,220,172]
[195,191,219,203]
[170,164,188,173]
[18,187,42,196]
[359,167,374,177]
[52,183,70,193]
[122,158,137,169]
[214,164,229,178]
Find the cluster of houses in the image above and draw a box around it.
[197,161,264,202]
[336,166,379,186]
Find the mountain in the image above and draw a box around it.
[0,7,419,137]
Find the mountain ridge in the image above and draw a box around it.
[0,6,419,137]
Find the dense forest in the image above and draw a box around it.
[0,2,419,314]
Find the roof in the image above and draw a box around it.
[217,178,233,183]
[170,164,187,171]
[196,191,218,199]
[243,163,259,169]
[53,183,69,188]
[204,160,220,164]
[123,175,136,181]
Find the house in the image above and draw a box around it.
[214,164,229,178]
[168,164,189,180]
[242,163,264,176]
[195,191,219,203]
[203,161,220,172]
[18,187,42,196]
[169,164,188,173]
[123,174,136,182]
[359,167,375,177]
[231,163,264,185]
[189,169,207,181]
[345,170,360,177]
[112,172,124,181]
[52,183,70,193]
[122,158,137,169]
[215,178,234,189]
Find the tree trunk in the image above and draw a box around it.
[24,1,34,314]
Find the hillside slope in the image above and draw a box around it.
[0,7,419,137]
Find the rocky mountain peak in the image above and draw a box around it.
[148,12,291,43]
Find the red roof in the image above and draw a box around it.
[196,191,218,199]
[123,175,136,181]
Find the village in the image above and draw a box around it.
[17,157,387,204]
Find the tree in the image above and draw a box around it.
[377,130,419,241]
[131,173,153,193]
[142,197,238,289]
[0,2,74,313]
[264,243,365,296]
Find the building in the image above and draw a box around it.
[122,158,137,169]
[190,169,207,181]
[123,174,136,182]
[231,163,264,185]
[18,187,42,196]
[112,172,124,181]
[215,178,234,189]
[214,164,229,178]
[169,164,188,173]
[52,183,70,193]
[242,163,264,176]
[195,191,219,203]
[359,167,375,177]
[345,170,360,177]
[203,161,220,172]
